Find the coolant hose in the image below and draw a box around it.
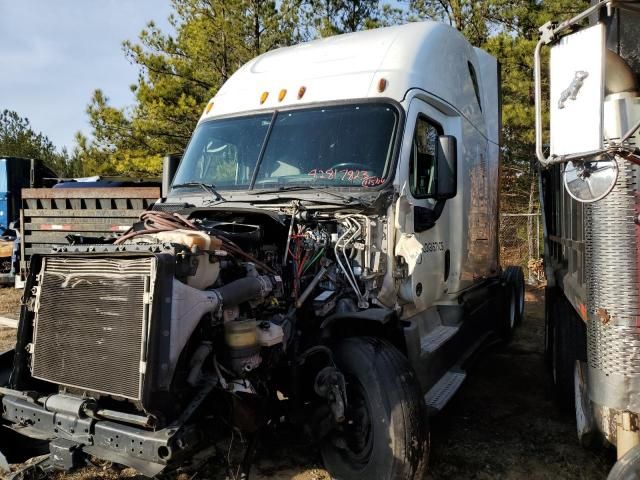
[216,276,273,306]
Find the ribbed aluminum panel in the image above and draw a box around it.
[32,256,154,400]
[585,159,640,379]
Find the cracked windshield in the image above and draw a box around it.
[172,103,398,191]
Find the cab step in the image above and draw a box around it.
[420,325,459,355]
[424,369,467,413]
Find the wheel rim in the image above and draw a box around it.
[331,378,374,467]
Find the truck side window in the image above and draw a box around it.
[410,115,439,198]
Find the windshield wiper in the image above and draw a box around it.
[171,182,225,201]
[247,185,369,206]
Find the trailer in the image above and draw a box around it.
[0,22,523,479]
[535,0,640,476]
[18,184,160,282]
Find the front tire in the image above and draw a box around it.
[321,337,429,480]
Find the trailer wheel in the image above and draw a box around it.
[321,337,428,480]
[498,280,517,341]
[551,293,587,411]
[608,444,640,480]
[503,266,525,325]
[544,287,556,370]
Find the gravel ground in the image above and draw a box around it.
[1,287,616,479]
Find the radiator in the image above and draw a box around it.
[31,256,155,400]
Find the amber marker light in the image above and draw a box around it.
[298,86,307,99]
[260,92,269,104]
[205,102,214,114]
[278,89,287,101]
[378,78,388,93]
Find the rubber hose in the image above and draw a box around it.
[216,276,272,306]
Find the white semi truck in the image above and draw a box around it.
[535,0,640,477]
[0,21,523,479]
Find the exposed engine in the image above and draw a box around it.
[4,207,389,475]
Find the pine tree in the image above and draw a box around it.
[0,110,71,176]
[76,0,296,175]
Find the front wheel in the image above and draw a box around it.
[321,337,429,480]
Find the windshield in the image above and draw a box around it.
[172,103,399,191]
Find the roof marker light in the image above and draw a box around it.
[260,92,269,104]
[378,78,388,93]
[205,102,214,114]
[278,89,287,102]
[298,86,307,99]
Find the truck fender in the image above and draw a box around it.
[320,308,396,330]
[319,308,405,351]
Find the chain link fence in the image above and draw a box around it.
[499,213,545,284]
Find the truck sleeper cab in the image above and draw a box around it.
[0,21,523,480]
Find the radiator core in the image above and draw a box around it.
[32,256,155,400]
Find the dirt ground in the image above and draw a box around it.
[1,286,616,479]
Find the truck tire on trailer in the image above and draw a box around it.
[499,266,524,340]
[544,287,556,370]
[550,292,587,411]
[321,337,428,480]
[608,444,640,480]
[503,266,525,325]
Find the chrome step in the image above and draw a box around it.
[420,325,459,354]
[424,370,467,413]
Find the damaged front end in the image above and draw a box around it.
[0,204,393,477]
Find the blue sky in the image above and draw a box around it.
[0,0,173,151]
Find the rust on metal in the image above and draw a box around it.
[597,307,611,325]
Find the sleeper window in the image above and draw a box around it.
[410,116,439,198]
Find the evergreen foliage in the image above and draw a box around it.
[0,109,71,176]
[74,0,590,208]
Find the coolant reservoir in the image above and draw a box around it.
[137,229,223,289]
[149,229,223,250]
[257,322,284,347]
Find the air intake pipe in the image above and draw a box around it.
[169,275,274,375]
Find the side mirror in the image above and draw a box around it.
[162,153,182,197]
[434,135,457,200]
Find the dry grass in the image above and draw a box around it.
[0,287,21,317]
[0,287,20,351]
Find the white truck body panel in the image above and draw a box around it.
[198,21,500,308]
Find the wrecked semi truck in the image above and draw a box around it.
[0,21,523,479]
[535,0,640,475]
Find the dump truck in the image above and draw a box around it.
[0,21,524,479]
[534,0,640,476]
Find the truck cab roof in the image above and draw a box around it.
[201,21,493,141]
